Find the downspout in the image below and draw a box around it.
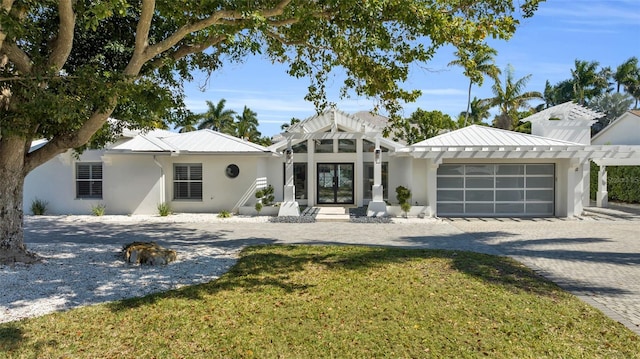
[153,155,165,204]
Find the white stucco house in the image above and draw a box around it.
[23,103,640,218]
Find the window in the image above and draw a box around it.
[225,164,240,178]
[291,141,307,153]
[363,162,388,201]
[362,139,389,152]
[76,163,103,199]
[314,139,333,153]
[283,163,308,200]
[338,139,356,153]
[174,164,203,200]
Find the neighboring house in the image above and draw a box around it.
[23,104,640,217]
[591,110,640,146]
[590,110,640,207]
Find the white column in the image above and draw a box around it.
[307,139,315,206]
[278,143,300,216]
[596,165,608,208]
[426,160,439,217]
[367,138,387,217]
[355,138,364,207]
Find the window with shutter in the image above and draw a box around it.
[76,163,103,198]
[174,164,203,200]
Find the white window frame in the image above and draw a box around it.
[76,162,103,199]
[173,164,203,200]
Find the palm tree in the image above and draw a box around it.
[484,65,543,130]
[449,46,501,127]
[570,60,609,105]
[281,117,301,131]
[234,106,261,141]
[614,57,639,93]
[457,97,491,127]
[197,99,236,133]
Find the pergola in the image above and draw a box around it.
[589,145,640,207]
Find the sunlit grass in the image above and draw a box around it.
[1,245,638,358]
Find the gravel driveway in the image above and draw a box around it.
[3,209,639,335]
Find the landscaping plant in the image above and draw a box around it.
[30,198,48,215]
[90,204,106,216]
[157,202,171,217]
[396,185,412,217]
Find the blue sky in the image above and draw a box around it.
[182,0,640,137]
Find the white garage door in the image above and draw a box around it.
[437,164,555,216]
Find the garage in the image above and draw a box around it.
[437,163,555,216]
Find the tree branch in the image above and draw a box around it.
[141,0,292,66]
[24,108,115,173]
[123,0,156,76]
[0,0,15,52]
[47,0,75,71]
[1,41,32,74]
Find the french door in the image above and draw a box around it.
[317,163,354,204]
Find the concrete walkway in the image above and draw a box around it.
[21,208,640,335]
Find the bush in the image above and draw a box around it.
[91,204,106,216]
[255,184,275,207]
[255,202,263,215]
[30,198,48,215]
[157,202,171,216]
[217,210,232,218]
[396,186,412,217]
[590,162,640,203]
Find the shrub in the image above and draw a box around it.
[91,204,106,216]
[396,186,412,217]
[590,162,640,203]
[255,202,263,215]
[157,202,171,216]
[255,185,275,206]
[217,210,232,218]
[30,198,48,215]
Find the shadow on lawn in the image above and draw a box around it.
[107,244,566,313]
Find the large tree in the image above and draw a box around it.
[385,108,455,144]
[197,99,236,133]
[233,105,260,141]
[0,0,543,263]
[570,59,609,105]
[485,65,542,130]
[449,45,501,127]
[614,57,638,94]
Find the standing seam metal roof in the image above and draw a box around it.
[411,125,585,147]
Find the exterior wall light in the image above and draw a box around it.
[374,148,381,164]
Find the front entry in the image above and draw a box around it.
[317,163,354,204]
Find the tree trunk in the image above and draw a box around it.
[0,136,39,264]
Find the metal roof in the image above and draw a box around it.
[411,125,585,148]
[270,109,403,151]
[110,129,273,154]
[523,101,603,125]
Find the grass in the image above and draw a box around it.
[1,245,638,358]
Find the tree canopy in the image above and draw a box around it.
[0,0,543,263]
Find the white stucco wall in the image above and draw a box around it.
[591,113,640,145]
[24,151,90,215]
[532,125,592,145]
[158,155,264,213]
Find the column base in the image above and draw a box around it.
[597,191,608,208]
[278,201,300,217]
[367,201,388,217]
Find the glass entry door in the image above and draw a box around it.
[317,163,354,204]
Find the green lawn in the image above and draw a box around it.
[1,245,638,358]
